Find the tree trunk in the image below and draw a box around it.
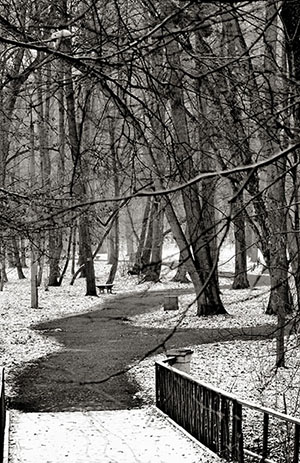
[245,222,258,264]
[70,221,114,286]
[227,4,289,340]
[263,2,289,366]
[36,65,51,189]
[141,198,155,275]
[287,212,300,310]
[62,31,96,296]
[30,239,38,308]
[0,243,7,290]
[48,230,63,286]
[58,227,74,286]
[263,3,289,323]
[20,237,27,268]
[282,0,300,311]
[29,105,39,302]
[172,249,190,283]
[7,241,15,268]
[106,219,119,285]
[166,35,226,315]
[265,164,289,317]
[105,114,120,284]
[37,250,45,288]
[78,216,97,295]
[71,223,77,276]
[163,197,225,315]
[132,197,151,274]
[232,194,250,289]
[12,236,26,279]
[125,205,135,262]
[78,236,86,278]
[107,231,115,265]
[48,59,65,285]
[143,3,225,314]
[143,198,164,282]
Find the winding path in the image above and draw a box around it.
[11,280,275,413]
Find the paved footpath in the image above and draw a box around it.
[11,286,274,413]
[8,407,223,463]
[8,280,272,461]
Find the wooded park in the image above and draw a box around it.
[1,0,300,461]
[0,0,299,364]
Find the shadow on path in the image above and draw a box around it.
[11,283,275,412]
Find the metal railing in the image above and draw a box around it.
[156,359,300,462]
[0,369,5,463]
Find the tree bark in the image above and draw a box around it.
[141,198,155,275]
[262,1,289,366]
[7,241,15,268]
[70,220,114,286]
[132,198,151,274]
[0,244,7,290]
[12,236,26,280]
[20,237,27,268]
[61,32,97,296]
[125,205,136,262]
[106,222,119,285]
[106,115,120,285]
[263,3,289,324]
[58,227,73,286]
[232,194,250,289]
[245,222,258,264]
[164,19,225,315]
[143,198,164,282]
[78,215,96,295]
[107,231,115,265]
[48,59,65,285]
[172,249,190,283]
[282,0,300,311]
[48,230,63,286]
[30,239,38,308]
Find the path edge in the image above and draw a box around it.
[155,407,221,460]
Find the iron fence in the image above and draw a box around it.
[0,368,5,463]
[156,359,300,462]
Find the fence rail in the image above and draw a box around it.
[0,368,5,463]
[156,359,300,462]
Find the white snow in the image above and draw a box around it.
[9,408,223,463]
[1,251,297,462]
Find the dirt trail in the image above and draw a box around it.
[11,283,275,412]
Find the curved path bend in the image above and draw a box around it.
[11,281,275,413]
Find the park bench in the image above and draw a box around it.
[96,283,114,294]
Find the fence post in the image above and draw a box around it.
[0,368,5,463]
[155,360,300,463]
[166,349,193,374]
[221,397,230,459]
[232,400,244,463]
[262,412,269,461]
[294,424,300,463]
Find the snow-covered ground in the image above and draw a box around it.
[9,408,223,463]
[1,246,297,462]
[127,284,274,329]
[1,264,226,462]
[130,336,300,417]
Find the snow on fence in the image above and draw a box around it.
[156,356,300,462]
[0,368,5,463]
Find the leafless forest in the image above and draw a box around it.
[0,0,299,369]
